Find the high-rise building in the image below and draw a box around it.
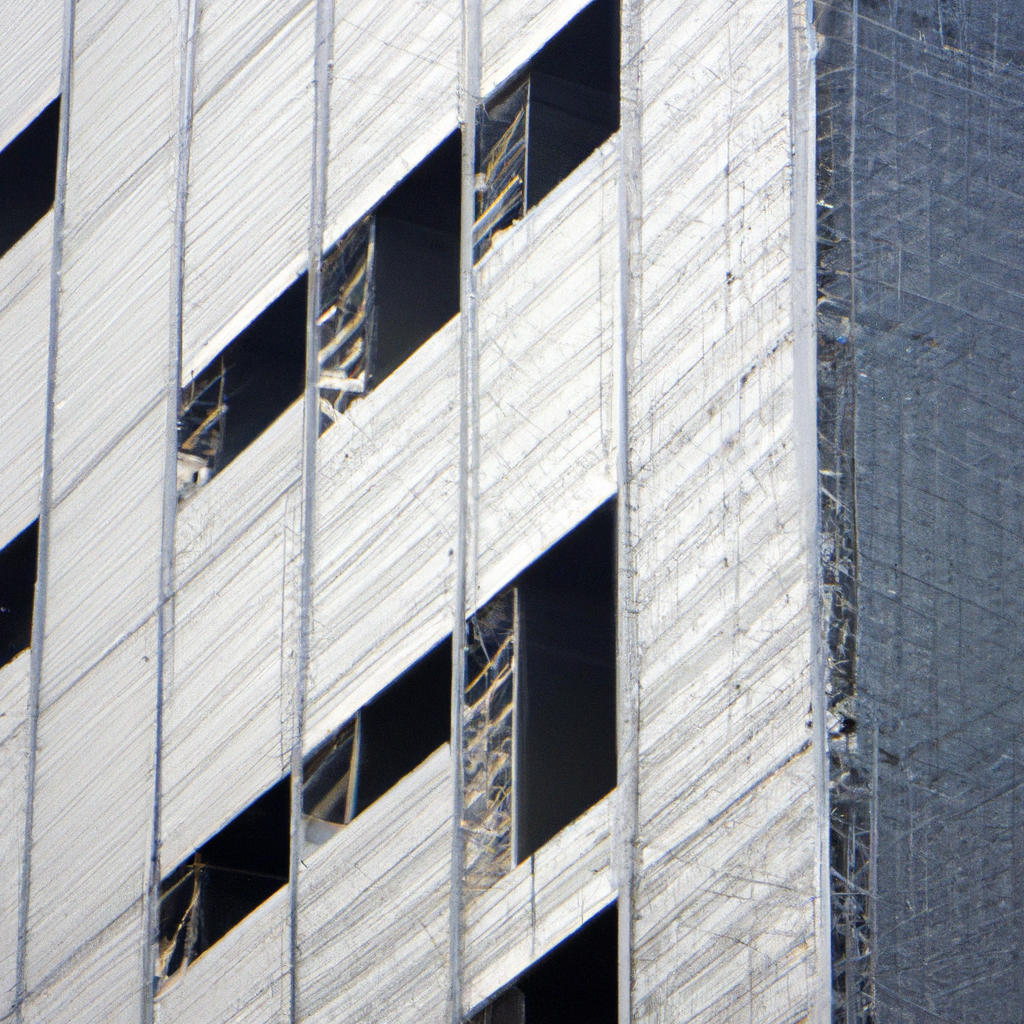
[0,0,1020,1021]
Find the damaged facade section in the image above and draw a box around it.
[177,274,306,500]
[302,638,451,852]
[317,216,375,429]
[318,133,461,431]
[157,777,290,988]
[473,0,619,261]
[157,644,450,985]
[474,81,529,262]
[463,591,517,890]
[177,354,226,495]
[461,501,617,890]
[302,716,360,849]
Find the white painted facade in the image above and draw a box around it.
[0,0,824,1021]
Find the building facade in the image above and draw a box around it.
[0,0,1020,1022]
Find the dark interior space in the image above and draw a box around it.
[179,272,307,491]
[301,636,451,831]
[515,500,617,861]
[525,72,618,208]
[518,903,617,1024]
[198,775,290,879]
[372,131,461,386]
[216,273,307,467]
[529,0,619,97]
[158,775,289,981]
[303,719,357,825]
[526,0,619,208]
[0,519,39,669]
[471,903,617,1024]
[0,98,60,259]
[354,637,452,814]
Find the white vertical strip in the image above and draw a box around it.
[615,1,643,1022]
[789,1,828,1020]
[451,0,481,1018]
[292,0,333,1017]
[13,0,75,1019]
[142,0,199,1018]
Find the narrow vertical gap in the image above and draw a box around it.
[452,0,481,1018]
[144,0,199,1016]
[292,0,334,1019]
[615,0,642,1022]
[13,1,77,1020]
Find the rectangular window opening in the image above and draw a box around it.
[0,97,60,259]
[317,132,461,431]
[302,637,451,851]
[177,273,307,500]
[474,0,620,261]
[463,499,617,889]
[157,775,290,989]
[0,519,39,670]
[467,902,617,1024]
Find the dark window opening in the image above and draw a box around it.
[0,98,60,259]
[302,638,451,850]
[463,499,617,886]
[0,519,39,670]
[474,0,619,260]
[317,133,461,430]
[467,903,617,1024]
[514,499,617,860]
[177,274,307,499]
[157,775,290,988]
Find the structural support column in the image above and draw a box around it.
[450,0,481,1020]
[291,0,335,1019]
[142,0,200,1017]
[13,0,75,1018]
[615,1,642,1022]
[787,1,830,1020]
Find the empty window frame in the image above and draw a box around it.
[302,638,451,850]
[473,0,620,261]
[467,902,617,1024]
[0,98,60,259]
[463,500,617,889]
[177,274,307,499]
[0,519,39,669]
[157,776,289,988]
[317,133,461,429]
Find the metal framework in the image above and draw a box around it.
[462,589,517,892]
[473,79,529,263]
[317,214,375,431]
[177,354,226,499]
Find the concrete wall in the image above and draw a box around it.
[629,0,819,1020]
[0,1,823,1022]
